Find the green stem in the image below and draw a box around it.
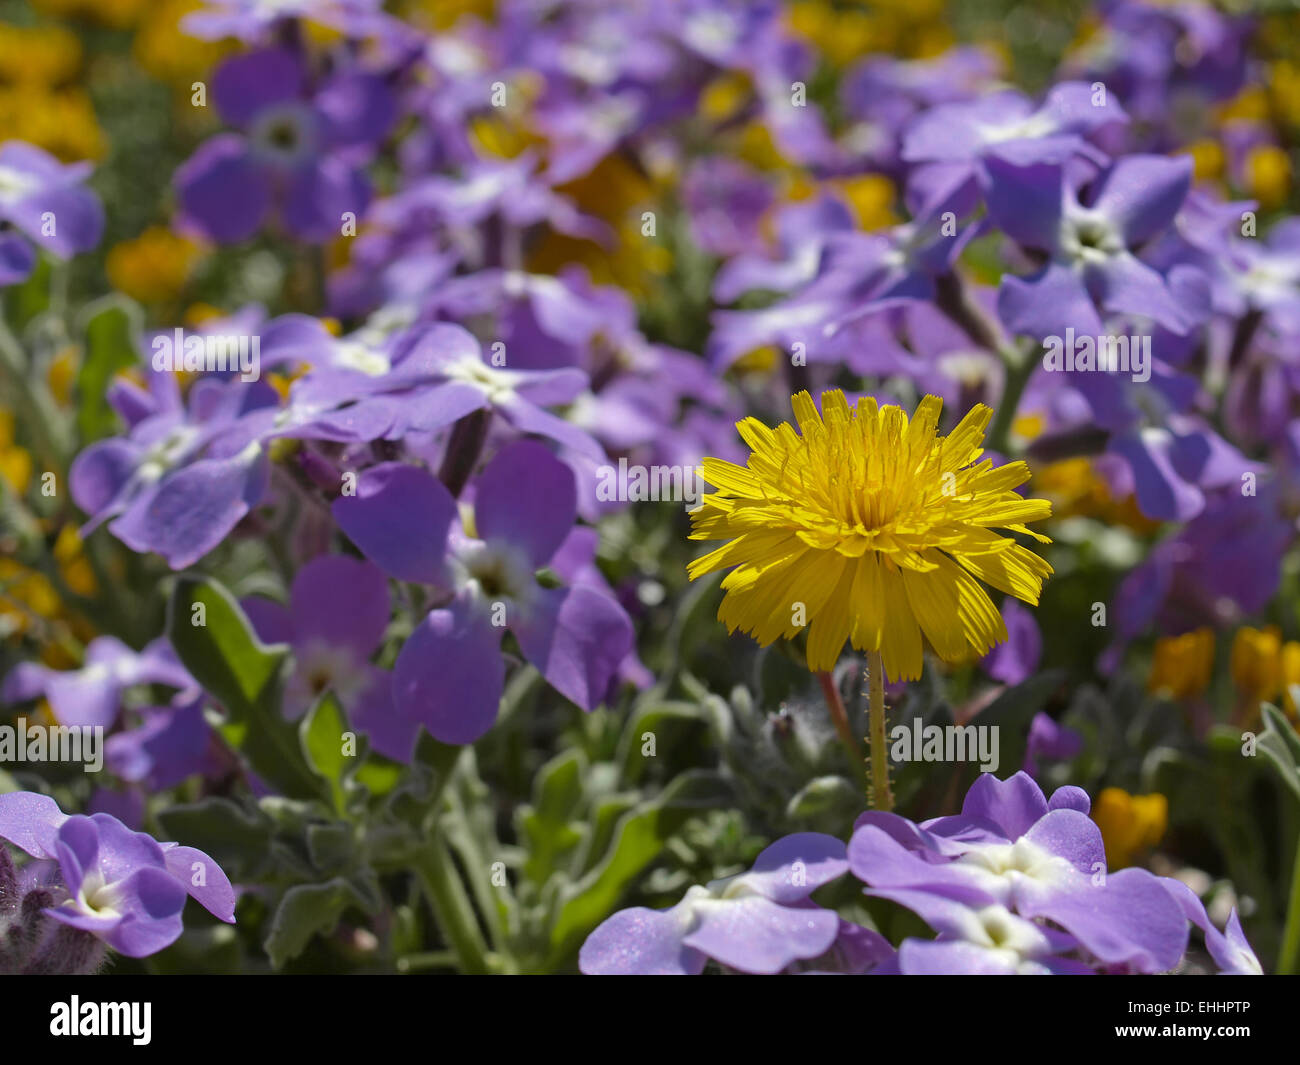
[413,836,492,975]
[866,651,893,811]
[1278,835,1300,974]
[986,347,1036,457]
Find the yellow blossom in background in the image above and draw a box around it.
[1280,640,1300,718]
[786,1,873,68]
[1271,60,1300,129]
[689,390,1053,678]
[47,346,79,406]
[53,525,97,599]
[1231,625,1283,705]
[0,23,82,86]
[1093,788,1168,869]
[133,0,230,88]
[32,0,150,28]
[1245,145,1291,211]
[0,560,61,639]
[527,153,672,296]
[0,87,104,161]
[828,174,898,231]
[0,411,33,497]
[699,73,752,124]
[1032,456,1161,534]
[1183,139,1225,183]
[1148,628,1214,701]
[729,346,781,375]
[106,226,203,305]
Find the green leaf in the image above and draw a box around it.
[264,878,368,968]
[547,770,731,963]
[300,691,351,814]
[518,749,587,883]
[76,297,141,442]
[166,576,326,801]
[1259,704,1300,805]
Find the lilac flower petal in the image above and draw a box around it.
[0,230,35,285]
[162,844,237,923]
[579,905,705,975]
[474,440,576,567]
[682,896,840,974]
[333,463,456,585]
[350,664,418,763]
[979,156,1064,251]
[1089,155,1192,247]
[283,159,370,242]
[1017,867,1188,973]
[96,866,186,958]
[741,832,848,903]
[212,48,306,127]
[109,445,269,569]
[392,601,504,745]
[0,791,67,859]
[959,771,1049,840]
[513,585,633,711]
[175,134,271,243]
[998,261,1102,340]
[290,555,390,658]
[1111,429,1204,521]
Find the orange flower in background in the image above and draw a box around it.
[1148,628,1214,701]
[1231,625,1283,705]
[1093,788,1168,869]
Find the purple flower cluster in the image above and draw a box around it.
[581,773,1259,975]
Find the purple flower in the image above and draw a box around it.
[0,792,234,960]
[2,637,194,731]
[243,554,414,762]
[579,833,849,975]
[981,599,1043,686]
[182,0,393,45]
[1161,878,1261,975]
[273,320,604,459]
[334,440,634,743]
[1023,712,1083,779]
[0,141,104,286]
[985,153,1196,341]
[848,772,1190,972]
[175,47,395,243]
[70,370,276,569]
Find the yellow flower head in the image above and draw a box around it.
[1093,788,1167,869]
[1230,625,1282,704]
[1148,628,1214,701]
[688,390,1053,680]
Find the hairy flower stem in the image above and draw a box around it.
[1279,836,1300,974]
[413,837,492,975]
[866,651,894,811]
[816,671,866,787]
[438,409,493,498]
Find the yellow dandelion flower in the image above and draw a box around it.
[688,390,1053,679]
